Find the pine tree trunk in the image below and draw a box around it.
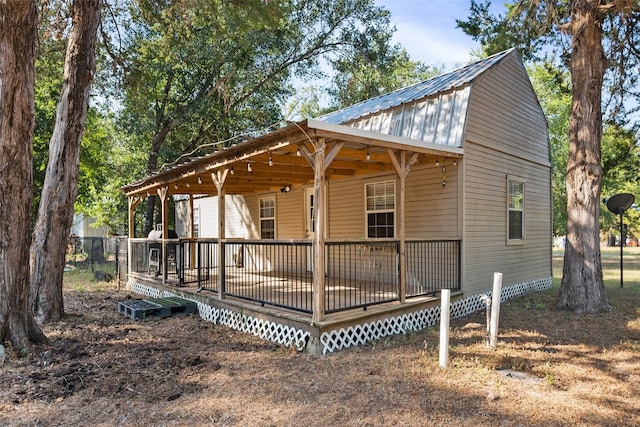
[558,0,610,313]
[30,0,101,323]
[0,1,47,348]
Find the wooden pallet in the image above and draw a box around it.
[118,297,197,320]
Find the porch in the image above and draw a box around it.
[130,237,461,315]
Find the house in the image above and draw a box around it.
[71,213,110,238]
[121,48,552,354]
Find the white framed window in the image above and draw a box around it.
[193,206,200,238]
[365,180,395,238]
[259,197,275,239]
[507,177,524,243]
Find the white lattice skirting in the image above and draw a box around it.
[318,277,552,354]
[130,277,551,355]
[129,282,310,351]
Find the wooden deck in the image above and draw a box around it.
[147,266,405,314]
[128,270,446,354]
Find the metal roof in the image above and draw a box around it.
[317,48,516,127]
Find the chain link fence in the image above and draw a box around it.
[66,236,128,285]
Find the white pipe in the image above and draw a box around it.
[489,272,503,349]
[439,289,451,369]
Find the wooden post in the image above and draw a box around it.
[127,195,142,281]
[300,140,343,324]
[189,194,195,270]
[128,195,140,239]
[387,149,419,303]
[312,142,326,323]
[157,186,168,282]
[212,169,229,299]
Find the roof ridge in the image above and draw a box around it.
[317,48,517,125]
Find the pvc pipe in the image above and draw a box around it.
[439,289,451,369]
[489,272,503,349]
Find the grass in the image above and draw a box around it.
[7,245,638,426]
[63,262,118,292]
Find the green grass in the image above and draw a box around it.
[63,263,117,292]
[554,245,640,287]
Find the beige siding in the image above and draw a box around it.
[405,163,459,238]
[225,195,256,239]
[175,201,189,237]
[328,177,368,238]
[465,54,550,167]
[175,195,255,239]
[461,52,551,295]
[325,164,460,240]
[462,142,552,295]
[276,188,305,239]
[243,193,264,239]
[198,196,218,238]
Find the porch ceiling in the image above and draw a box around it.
[121,119,463,198]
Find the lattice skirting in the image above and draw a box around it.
[319,277,552,354]
[129,282,310,351]
[129,277,551,355]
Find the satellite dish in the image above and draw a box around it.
[606,193,635,215]
[604,192,635,288]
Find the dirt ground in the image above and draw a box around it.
[1,274,639,426]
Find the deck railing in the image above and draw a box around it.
[222,240,313,313]
[325,240,400,313]
[130,238,460,314]
[406,239,461,297]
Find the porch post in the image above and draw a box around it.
[189,194,195,270]
[127,195,142,281]
[312,142,326,323]
[300,140,343,324]
[157,186,168,283]
[388,149,419,303]
[212,169,229,299]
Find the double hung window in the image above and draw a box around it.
[365,181,395,238]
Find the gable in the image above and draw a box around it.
[317,49,519,148]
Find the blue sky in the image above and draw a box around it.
[378,1,497,68]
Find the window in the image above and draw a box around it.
[508,178,524,242]
[365,181,395,238]
[193,206,200,238]
[259,197,275,239]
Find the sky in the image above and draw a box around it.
[377,1,496,68]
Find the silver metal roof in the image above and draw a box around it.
[317,49,516,147]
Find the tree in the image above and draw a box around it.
[0,0,47,348]
[103,0,399,235]
[528,63,571,237]
[30,0,102,323]
[327,29,443,108]
[458,1,640,313]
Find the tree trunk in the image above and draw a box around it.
[0,0,47,348]
[30,0,102,323]
[558,0,610,313]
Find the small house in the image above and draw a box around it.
[121,48,552,354]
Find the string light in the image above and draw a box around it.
[268,157,273,166]
[230,167,235,175]
[296,148,301,157]
[435,159,439,167]
[453,160,457,166]
[442,160,446,187]
[366,151,371,161]
[247,163,252,172]
[197,176,202,184]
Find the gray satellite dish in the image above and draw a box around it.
[606,193,635,215]
[604,192,635,288]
